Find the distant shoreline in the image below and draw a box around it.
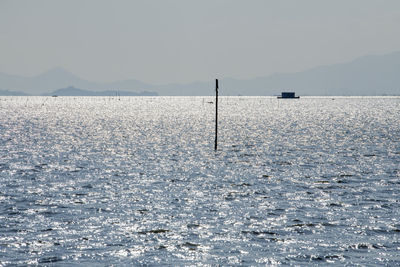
[1,95,399,98]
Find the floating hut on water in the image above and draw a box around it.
[277,92,300,99]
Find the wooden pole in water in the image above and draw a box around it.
[215,79,218,150]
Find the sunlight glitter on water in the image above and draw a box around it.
[0,96,400,265]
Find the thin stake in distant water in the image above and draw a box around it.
[215,79,218,151]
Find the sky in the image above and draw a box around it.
[1,0,400,84]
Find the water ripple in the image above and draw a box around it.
[0,96,399,265]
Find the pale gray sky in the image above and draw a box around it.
[1,0,400,84]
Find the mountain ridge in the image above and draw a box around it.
[42,86,158,96]
[0,51,399,96]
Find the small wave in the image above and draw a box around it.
[138,229,170,234]
[39,256,63,263]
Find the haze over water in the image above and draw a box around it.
[1,96,399,265]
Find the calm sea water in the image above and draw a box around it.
[0,96,399,265]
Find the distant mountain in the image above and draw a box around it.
[0,51,399,96]
[0,67,155,95]
[42,86,158,96]
[154,51,400,96]
[0,89,30,96]
[240,51,400,96]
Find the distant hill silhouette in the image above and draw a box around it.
[0,67,155,95]
[42,86,158,96]
[0,89,30,96]
[240,51,400,96]
[0,51,399,95]
[154,51,400,96]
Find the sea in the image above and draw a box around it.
[0,96,399,266]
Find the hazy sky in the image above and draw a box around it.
[1,0,400,84]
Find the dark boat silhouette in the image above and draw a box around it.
[277,92,300,99]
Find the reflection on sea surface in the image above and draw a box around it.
[0,96,399,265]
